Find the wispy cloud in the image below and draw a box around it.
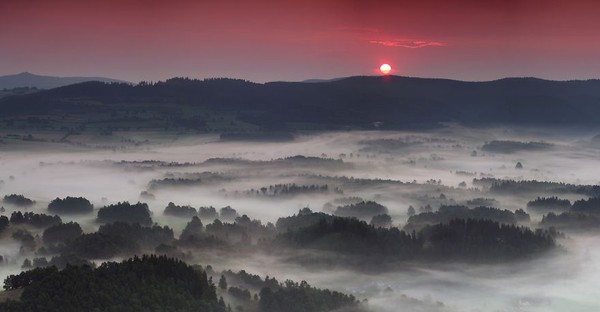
[369,39,445,48]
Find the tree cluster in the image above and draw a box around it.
[481,140,553,153]
[571,197,600,215]
[244,184,330,197]
[275,208,333,233]
[219,206,239,221]
[3,194,35,207]
[98,222,174,249]
[273,216,555,263]
[474,178,600,197]
[148,177,203,190]
[199,206,219,220]
[1,255,225,312]
[47,196,93,215]
[538,197,600,231]
[370,214,393,228]
[96,201,152,226]
[540,212,600,231]
[526,196,571,213]
[259,280,359,312]
[334,200,388,220]
[404,205,528,232]
[42,222,83,245]
[10,211,61,228]
[22,254,94,270]
[163,202,198,218]
[67,232,139,259]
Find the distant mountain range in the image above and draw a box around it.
[1,75,600,131]
[0,72,129,89]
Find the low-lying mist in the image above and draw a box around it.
[1,126,599,311]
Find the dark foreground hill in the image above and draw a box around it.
[0,255,361,312]
[0,255,224,312]
[2,76,600,131]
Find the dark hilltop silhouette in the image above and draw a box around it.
[2,75,600,131]
[0,72,129,90]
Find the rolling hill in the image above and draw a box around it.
[0,72,129,90]
[1,75,599,132]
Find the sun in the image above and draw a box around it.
[380,63,392,75]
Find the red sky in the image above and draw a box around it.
[1,0,599,82]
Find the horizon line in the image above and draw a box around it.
[2,71,599,86]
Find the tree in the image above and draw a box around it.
[220,206,239,221]
[228,286,251,300]
[181,216,204,241]
[0,216,8,233]
[370,214,392,228]
[21,259,32,269]
[407,206,416,216]
[199,206,219,220]
[163,202,197,218]
[219,274,228,290]
[43,222,83,245]
[12,229,35,249]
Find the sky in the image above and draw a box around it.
[1,0,600,83]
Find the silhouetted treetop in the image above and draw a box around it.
[3,194,35,207]
[1,255,224,312]
[405,205,525,231]
[48,196,93,215]
[5,76,600,128]
[96,201,152,226]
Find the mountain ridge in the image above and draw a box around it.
[0,72,130,89]
[1,75,599,131]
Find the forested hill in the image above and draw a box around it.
[0,72,128,90]
[2,76,600,130]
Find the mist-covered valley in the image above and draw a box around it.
[1,126,599,311]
